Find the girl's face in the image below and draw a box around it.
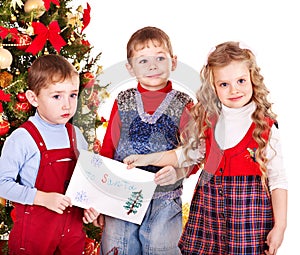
[126,40,177,91]
[213,61,253,108]
[26,76,79,125]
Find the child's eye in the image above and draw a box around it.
[220,82,228,87]
[53,95,61,99]
[157,56,165,61]
[70,93,78,98]
[139,59,148,64]
[238,79,246,84]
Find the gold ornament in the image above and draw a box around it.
[0,47,13,69]
[76,5,83,13]
[66,12,83,30]
[0,197,6,206]
[74,60,80,71]
[96,65,103,75]
[26,23,34,36]
[11,14,17,22]
[24,0,45,18]
[70,34,75,42]
[0,71,13,88]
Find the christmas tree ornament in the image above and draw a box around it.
[15,69,20,75]
[0,197,6,206]
[25,21,66,55]
[0,112,10,137]
[81,71,95,88]
[93,138,102,154]
[11,14,17,22]
[0,71,13,88]
[0,47,13,69]
[24,0,45,18]
[0,117,10,137]
[14,101,32,113]
[0,26,19,41]
[26,23,34,36]
[43,0,60,10]
[76,5,84,13]
[14,34,32,51]
[82,3,91,33]
[84,237,100,255]
[10,0,24,10]
[16,92,27,103]
[96,65,103,75]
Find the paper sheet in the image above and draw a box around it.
[65,150,157,224]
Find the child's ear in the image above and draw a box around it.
[171,55,178,71]
[25,90,38,107]
[125,62,136,77]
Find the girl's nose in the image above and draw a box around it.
[230,83,239,93]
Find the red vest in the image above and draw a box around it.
[204,119,274,176]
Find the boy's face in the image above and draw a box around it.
[26,76,79,125]
[126,41,177,91]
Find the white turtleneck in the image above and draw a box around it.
[215,101,255,150]
[176,101,288,191]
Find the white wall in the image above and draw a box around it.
[73,1,299,253]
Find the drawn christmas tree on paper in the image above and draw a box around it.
[123,190,143,215]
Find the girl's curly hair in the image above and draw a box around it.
[182,41,277,187]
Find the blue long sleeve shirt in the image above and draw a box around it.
[0,112,88,205]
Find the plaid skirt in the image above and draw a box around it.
[179,170,273,255]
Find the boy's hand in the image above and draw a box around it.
[83,207,99,224]
[93,214,105,228]
[34,191,71,214]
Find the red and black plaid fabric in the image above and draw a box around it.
[179,170,273,255]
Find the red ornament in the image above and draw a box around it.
[93,138,102,154]
[84,237,100,255]
[15,101,32,113]
[81,72,95,88]
[13,34,32,51]
[81,39,90,47]
[0,118,10,136]
[16,92,27,102]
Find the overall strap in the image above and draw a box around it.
[20,121,47,153]
[65,122,79,158]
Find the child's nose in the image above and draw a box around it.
[62,98,71,110]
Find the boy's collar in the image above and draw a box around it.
[137,81,172,93]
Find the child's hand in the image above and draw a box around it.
[154,166,178,186]
[93,214,105,228]
[34,191,71,214]
[83,207,99,224]
[124,153,161,169]
[123,154,149,169]
[264,225,285,255]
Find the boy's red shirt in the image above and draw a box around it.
[100,81,193,159]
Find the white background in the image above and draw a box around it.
[72,0,299,253]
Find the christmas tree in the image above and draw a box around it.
[0,0,108,252]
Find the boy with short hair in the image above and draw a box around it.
[0,54,98,255]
